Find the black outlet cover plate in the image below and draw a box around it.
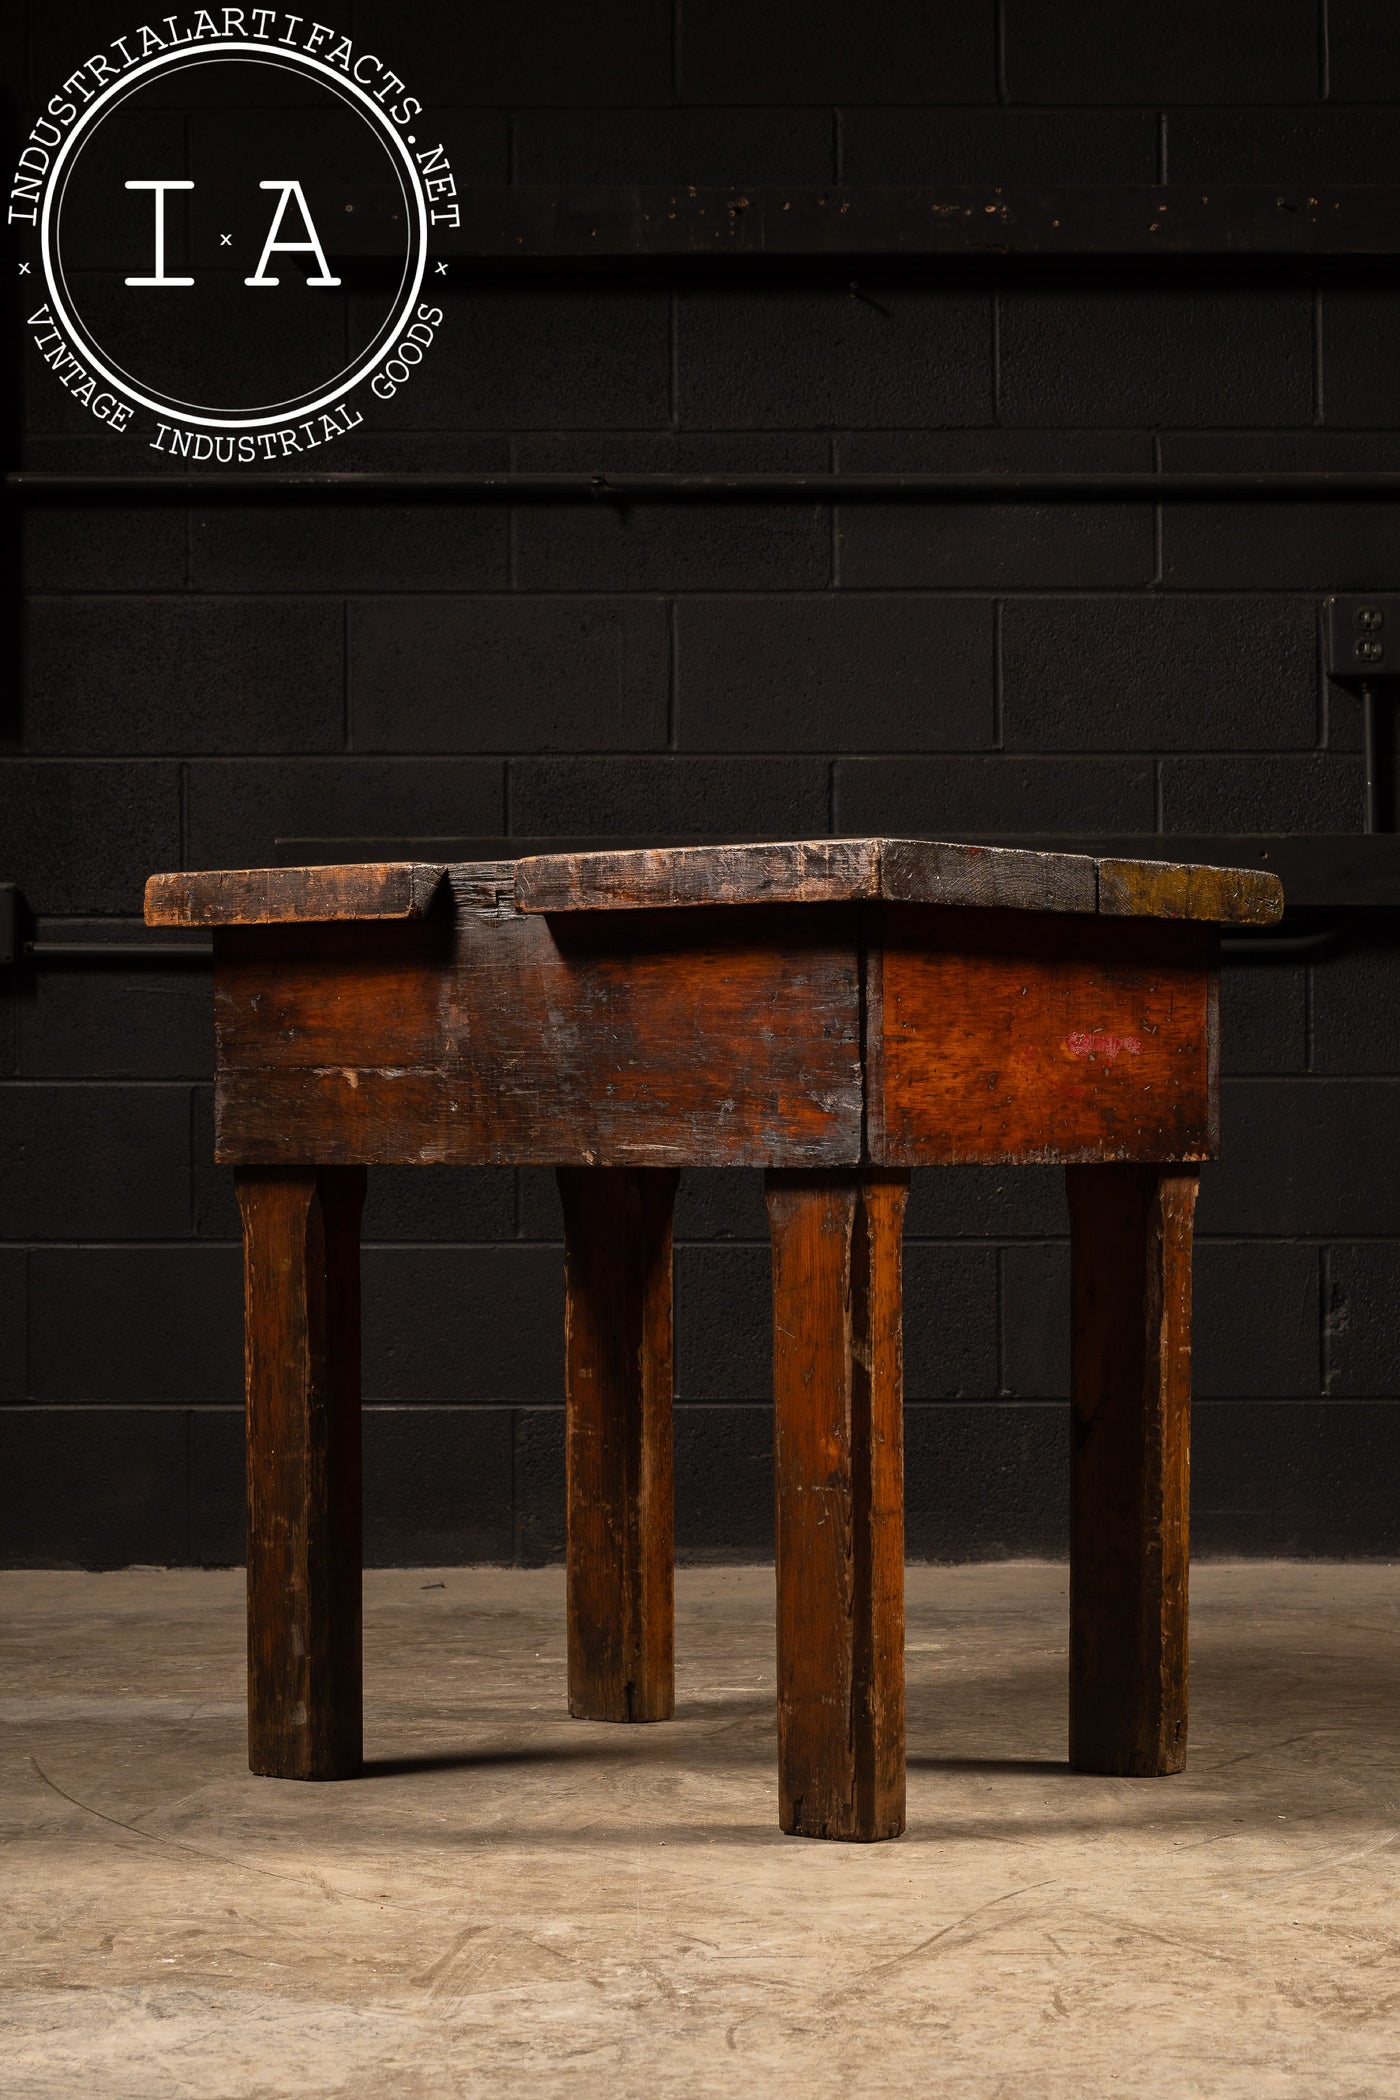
[1326,594,1400,678]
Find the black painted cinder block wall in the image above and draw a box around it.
[6,0,1400,1565]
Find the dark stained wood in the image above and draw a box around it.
[149,838,1279,929]
[513,836,1279,924]
[766,1169,908,1841]
[236,1165,366,1781]
[933,835,1365,912]
[173,837,1252,1834]
[1067,1164,1198,1777]
[212,885,1231,1172]
[514,836,1098,916]
[880,838,1097,914]
[515,838,883,913]
[869,907,1217,1166]
[213,893,863,1168]
[145,862,446,927]
[285,831,1400,913]
[559,1167,678,1724]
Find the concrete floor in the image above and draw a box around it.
[3,1566,1399,2099]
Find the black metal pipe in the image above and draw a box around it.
[10,922,1363,967]
[1362,681,1380,836]
[1220,917,1354,960]
[22,941,214,964]
[11,931,1361,965]
[16,932,1353,965]
[15,470,1400,503]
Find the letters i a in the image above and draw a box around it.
[124,178,341,288]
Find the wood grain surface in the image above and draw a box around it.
[236,1165,365,1781]
[559,1167,678,1725]
[152,840,1280,929]
[512,836,1281,924]
[1067,1164,1198,1777]
[516,837,883,913]
[1097,857,1283,925]
[213,889,863,1167]
[145,862,445,927]
[184,841,1242,1835]
[766,1169,908,1842]
[880,837,1098,914]
[869,906,1217,1165]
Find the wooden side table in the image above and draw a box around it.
[146,837,1281,1841]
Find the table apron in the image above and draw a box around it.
[210,904,1217,1168]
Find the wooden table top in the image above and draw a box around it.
[146,836,1283,930]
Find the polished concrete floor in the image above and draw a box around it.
[3,1562,1399,2099]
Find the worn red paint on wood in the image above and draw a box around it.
[868,906,1216,1166]
[213,897,864,1168]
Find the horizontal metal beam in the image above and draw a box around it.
[13,471,1400,503]
[12,924,1348,968]
[331,183,1400,262]
[23,941,213,964]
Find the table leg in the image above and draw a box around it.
[765,1169,909,1841]
[558,1166,679,1723]
[1066,1163,1199,1776]
[235,1165,366,1780]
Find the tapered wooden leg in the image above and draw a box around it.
[559,1166,679,1723]
[1067,1163,1198,1777]
[765,1169,909,1841]
[235,1165,366,1780]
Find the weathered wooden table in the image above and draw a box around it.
[147,837,1281,1841]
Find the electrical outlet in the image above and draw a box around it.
[1326,595,1400,678]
